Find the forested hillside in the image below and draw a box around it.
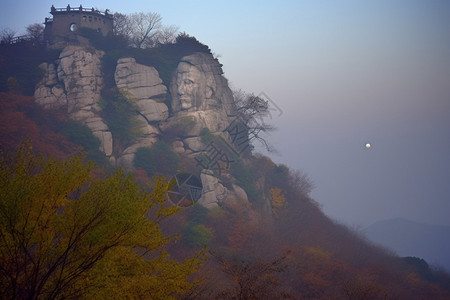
[1,14,450,299]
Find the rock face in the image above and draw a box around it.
[161,52,235,155]
[162,53,247,209]
[35,45,113,157]
[34,46,248,209]
[115,57,169,122]
[170,53,234,114]
[198,169,250,209]
[198,170,227,209]
[115,114,159,170]
[112,57,169,169]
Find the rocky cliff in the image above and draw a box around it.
[34,45,247,209]
[35,46,113,156]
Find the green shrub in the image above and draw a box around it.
[162,116,196,140]
[0,42,49,95]
[189,204,209,224]
[230,156,261,204]
[183,222,212,248]
[101,49,125,89]
[99,88,142,149]
[79,27,128,52]
[268,164,290,191]
[58,120,109,166]
[130,32,212,86]
[199,127,214,143]
[133,141,180,177]
[6,77,20,92]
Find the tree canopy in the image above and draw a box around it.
[0,145,203,299]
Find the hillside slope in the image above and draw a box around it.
[2,33,450,299]
[364,218,450,271]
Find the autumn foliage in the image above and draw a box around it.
[2,42,450,299]
[0,91,80,159]
[163,153,450,299]
[0,145,203,299]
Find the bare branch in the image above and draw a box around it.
[230,89,276,153]
[113,12,133,40]
[0,27,16,44]
[113,12,178,48]
[26,23,44,42]
[129,12,162,48]
[154,25,179,45]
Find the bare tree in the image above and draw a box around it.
[231,89,276,152]
[129,12,162,48]
[113,12,133,40]
[154,25,179,45]
[290,169,314,196]
[214,252,291,299]
[113,12,177,48]
[26,23,44,43]
[0,27,16,44]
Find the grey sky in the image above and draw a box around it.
[1,0,449,227]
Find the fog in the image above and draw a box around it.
[1,0,449,227]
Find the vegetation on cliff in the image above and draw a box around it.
[2,10,450,299]
[0,42,60,96]
[80,27,212,88]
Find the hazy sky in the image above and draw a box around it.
[1,0,449,227]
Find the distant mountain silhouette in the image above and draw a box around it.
[364,218,450,271]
